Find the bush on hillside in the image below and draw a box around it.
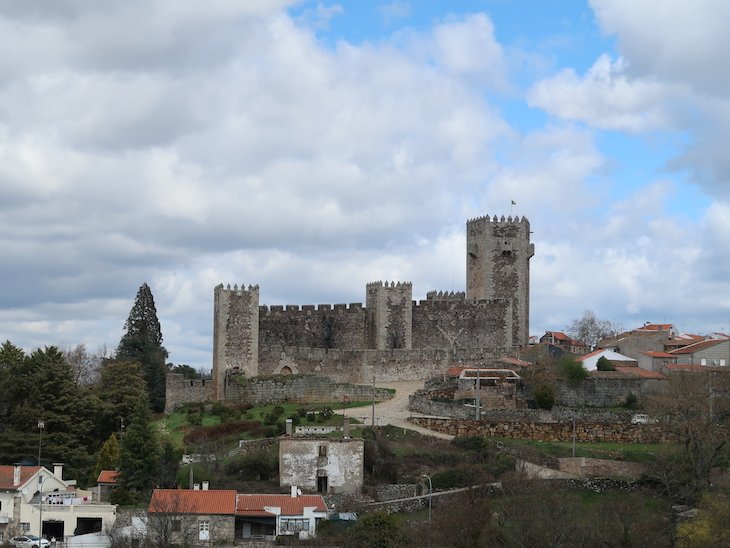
[558,356,589,385]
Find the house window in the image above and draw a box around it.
[281,518,309,533]
[318,445,327,457]
[199,520,210,541]
[171,520,181,532]
[21,522,30,532]
[0,532,4,542]
[701,358,707,366]
[720,359,727,366]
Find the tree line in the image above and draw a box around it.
[0,283,181,498]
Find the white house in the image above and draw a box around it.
[0,464,116,543]
[578,349,637,371]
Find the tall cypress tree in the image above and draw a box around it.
[118,394,160,494]
[117,283,169,412]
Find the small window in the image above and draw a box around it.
[701,358,707,366]
[318,445,327,457]
[21,522,30,532]
[172,520,181,532]
[720,359,727,366]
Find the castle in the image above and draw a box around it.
[211,215,534,399]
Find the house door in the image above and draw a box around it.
[317,475,328,493]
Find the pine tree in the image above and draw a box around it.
[95,433,120,479]
[117,283,169,412]
[119,394,160,494]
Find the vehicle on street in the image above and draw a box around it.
[11,535,51,548]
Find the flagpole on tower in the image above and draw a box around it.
[511,200,516,217]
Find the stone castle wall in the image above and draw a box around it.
[210,215,534,400]
[165,373,392,412]
[257,346,503,383]
[258,303,366,350]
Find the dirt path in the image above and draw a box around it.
[341,380,454,440]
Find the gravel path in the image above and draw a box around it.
[341,379,454,440]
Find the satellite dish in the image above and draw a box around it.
[21,488,28,495]
[297,489,302,496]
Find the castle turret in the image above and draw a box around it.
[466,215,534,347]
[365,281,413,350]
[212,283,260,399]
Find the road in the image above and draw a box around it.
[341,379,454,440]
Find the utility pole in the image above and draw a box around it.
[420,474,432,548]
[37,420,45,467]
[371,374,375,428]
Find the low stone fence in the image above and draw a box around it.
[375,484,418,502]
[408,417,676,444]
[409,390,635,424]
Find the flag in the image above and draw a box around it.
[511,200,516,205]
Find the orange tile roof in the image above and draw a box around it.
[665,364,710,372]
[236,494,327,517]
[0,465,40,490]
[499,356,532,367]
[149,489,237,515]
[669,339,727,354]
[641,351,676,358]
[446,366,467,377]
[638,323,673,331]
[97,470,119,484]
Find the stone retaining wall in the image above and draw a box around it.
[408,417,676,444]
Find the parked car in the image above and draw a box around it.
[631,413,653,425]
[11,535,50,548]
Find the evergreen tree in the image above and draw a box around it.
[119,394,160,494]
[96,360,148,440]
[95,433,120,479]
[157,440,182,489]
[117,283,169,412]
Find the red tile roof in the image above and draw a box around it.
[236,494,327,517]
[499,356,532,367]
[668,339,727,355]
[149,489,237,515]
[97,470,119,484]
[641,351,676,358]
[0,465,40,490]
[637,323,673,331]
[446,366,467,377]
[665,364,710,372]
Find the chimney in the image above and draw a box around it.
[13,464,21,486]
[285,418,293,436]
[290,485,297,498]
[53,463,64,480]
[343,417,350,438]
[193,483,200,490]
[202,481,209,491]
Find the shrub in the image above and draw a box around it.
[534,383,555,410]
[558,356,588,385]
[596,356,616,371]
[431,467,475,489]
[297,407,308,417]
[320,407,334,419]
[224,450,278,480]
[306,412,317,423]
[271,405,285,417]
[624,393,639,409]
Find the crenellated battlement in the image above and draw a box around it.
[215,283,260,294]
[366,280,413,289]
[258,302,364,313]
[467,214,529,226]
[426,290,466,302]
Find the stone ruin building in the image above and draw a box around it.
[211,215,534,400]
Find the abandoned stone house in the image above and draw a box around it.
[279,437,364,495]
[211,215,535,400]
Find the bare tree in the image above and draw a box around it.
[147,491,197,548]
[566,309,623,349]
[62,343,104,385]
[647,370,730,502]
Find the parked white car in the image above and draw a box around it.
[630,413,652,425]
[11,536,50,548]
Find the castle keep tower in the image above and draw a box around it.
[466,215,534,347]
[212,283,259,399]
[365,281,413,350]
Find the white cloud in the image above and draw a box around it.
[527,55,671,132]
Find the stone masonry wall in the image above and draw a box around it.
[556,377,663,407]
[258,303,366,350]
[409,417,677,444]
[365,282,412,350]
[224,374,393,406]
[411,298,512,350]
[166,374,393,412]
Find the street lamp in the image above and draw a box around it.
[420,474,432,548]
[37,420,45,467]
[38,474,51,539]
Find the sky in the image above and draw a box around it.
[1,0,729,369]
